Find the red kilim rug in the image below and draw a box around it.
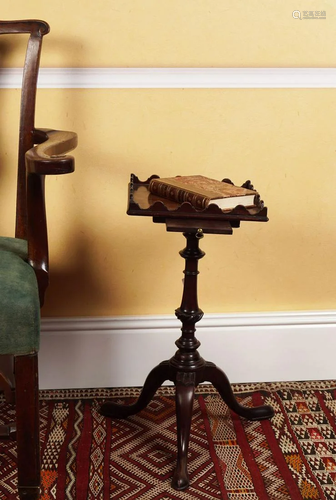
[1,381,336,499]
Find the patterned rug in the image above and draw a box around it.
[1,381,336,499]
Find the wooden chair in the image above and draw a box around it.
[0,20,77,500]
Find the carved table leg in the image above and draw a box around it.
[18,487,40,500]
[172,373,195,490]
[202,362,274,420]
[100,360,172,418]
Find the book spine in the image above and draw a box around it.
[149,179,209,209]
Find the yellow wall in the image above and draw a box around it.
[1,0,336,67]
[1,2,336,317]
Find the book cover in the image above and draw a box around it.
[148,175,257,210]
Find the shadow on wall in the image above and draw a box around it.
[43,229,109,317]
[0,32,109,316]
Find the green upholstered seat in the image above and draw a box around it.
[0,236,28,259]
[0,237,40,355]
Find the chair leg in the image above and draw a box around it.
[15,353,40,500]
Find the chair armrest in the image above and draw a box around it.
[26,128,77,305]
[26,128,77,174]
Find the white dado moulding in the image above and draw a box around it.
[1,67,336,88]
[38,311,336,389]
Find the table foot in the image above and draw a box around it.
[18,486,40,500]
[202,362,274,420]
[171,374,195,490]
[100,361,171,418]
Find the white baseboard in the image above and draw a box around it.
[38,311,336,389]
[1,68,336,89]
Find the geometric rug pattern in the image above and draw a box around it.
[1,380,336,499]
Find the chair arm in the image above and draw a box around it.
[26,128,77,306]
[26,128,77,175]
